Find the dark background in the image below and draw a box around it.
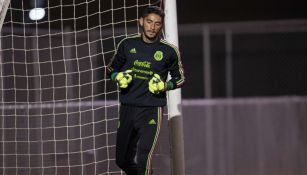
[11,0,307,24]
[175,0,307,98]
[177,0,307,24]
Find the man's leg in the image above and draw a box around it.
[136,107,163,175]
[116,105,138,174]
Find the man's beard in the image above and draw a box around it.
[142,27,161,42]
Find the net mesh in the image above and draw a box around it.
[0,0,162,175]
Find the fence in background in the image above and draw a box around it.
[179,20,307,98]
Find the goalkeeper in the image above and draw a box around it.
[107,6,185,175]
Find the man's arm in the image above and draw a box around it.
[148,46,184,94]
[107,39,134,89]
[107,39,127,80]
[166,46,185,90]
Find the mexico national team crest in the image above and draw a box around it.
[154,51,163,61]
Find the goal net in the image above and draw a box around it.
[0,0,166,175]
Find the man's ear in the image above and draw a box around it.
[139,17,144,27]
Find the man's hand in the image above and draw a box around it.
[148,74,166,94]
[115,70,133,88]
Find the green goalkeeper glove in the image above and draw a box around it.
[113,70,133,88]
[148,74,166,94]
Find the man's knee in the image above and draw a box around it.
[116,159,137,174]
[116,158,126,169]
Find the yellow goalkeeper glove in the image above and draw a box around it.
[148,74,166,94]
[114,70,133,88]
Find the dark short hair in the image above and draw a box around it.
[141,6,165,21]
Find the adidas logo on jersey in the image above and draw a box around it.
[148,119,156,125]
[129,48,136,53]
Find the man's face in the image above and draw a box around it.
[139,13,163,42]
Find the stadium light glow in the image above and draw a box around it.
[29,7,45,20]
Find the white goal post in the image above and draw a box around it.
[164,0,186,175]
[0,0,10,32]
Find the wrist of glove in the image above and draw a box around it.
[112,70,133,88]
[148,74,167,94]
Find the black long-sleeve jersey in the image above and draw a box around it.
[107,34,185,107]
